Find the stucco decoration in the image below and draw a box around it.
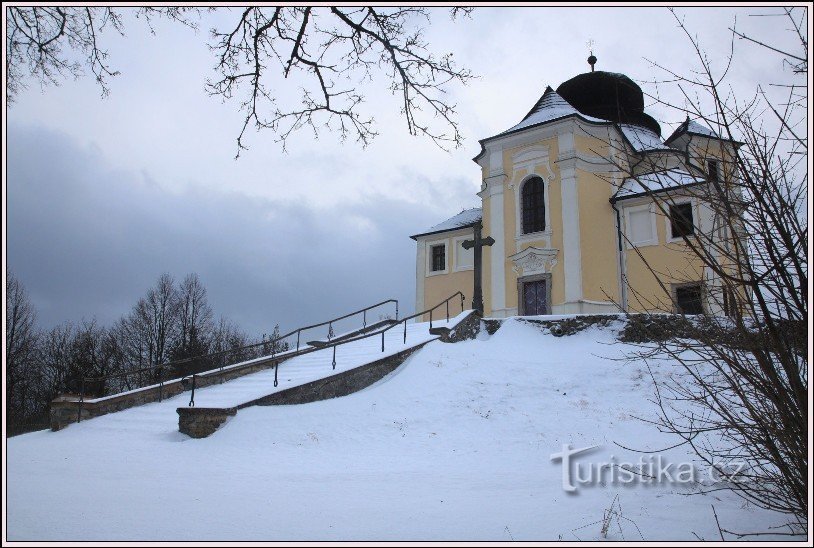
[508,144,555,189]
[510,246,559,277]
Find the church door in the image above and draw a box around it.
[522,278,549,316]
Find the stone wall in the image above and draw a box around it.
[49,356,283,431]
[177,407,237,438]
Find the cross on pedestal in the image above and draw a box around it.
[462,221,494,315]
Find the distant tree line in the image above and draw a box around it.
[6,270,286,436]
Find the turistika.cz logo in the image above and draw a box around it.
[549,444,747,492]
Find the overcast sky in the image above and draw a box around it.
[5,6,800,337]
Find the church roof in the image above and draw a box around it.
[498,87,605,136]
[410,208,482,240]
[663,116,742,146]
[611,169,706,202]
[617,124,670,153]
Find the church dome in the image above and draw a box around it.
[556,71,661,136]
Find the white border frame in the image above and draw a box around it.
[665,199,697,243]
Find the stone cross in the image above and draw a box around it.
[462,221,494,315]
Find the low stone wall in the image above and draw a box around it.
[440,310,481,342]
[49,356,284,431]
[244,344,426,407]
[177,407,237,438]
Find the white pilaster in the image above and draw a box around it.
[488,180,506,315]
[558,149,583,305]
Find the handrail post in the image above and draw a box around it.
[381,331,385,352]
[158,367,163,403]
[395,301,399,321]
[78,377,85,423]
[430,309,433,329]
[446,300,450,322]
[328,321,333,341]
[403,321,407,344]
[296,330,300,352]
[460,293,465,313]
[363,309,367,329]
[332,346,337,370]
[189,374,196,407]
[274,361,278,387]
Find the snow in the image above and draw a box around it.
[686,119,720,138]
[618,124,668,152]
[6,318,792,541]
[501,88,604,135]
[412,207,482,238]
[188,310,470,409]
[613,169,705,200]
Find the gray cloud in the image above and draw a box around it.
[7,123,476,337]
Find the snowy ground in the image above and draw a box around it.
[6,318,794,541]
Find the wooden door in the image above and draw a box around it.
[523,279,548,315]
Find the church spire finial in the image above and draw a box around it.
[586,39,597,72]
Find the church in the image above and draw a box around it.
[411,60,739,319]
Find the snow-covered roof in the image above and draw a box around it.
[499,87,604,136]
[664,116,727,145]
[617,124,670,152]
[612,169,705,201]
[410,207,482,240]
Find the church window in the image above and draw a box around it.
[707,159,720,182]
[669,202,694,239]
[521,177,546,234]
[430,244,446,272]
[674,283,704,315]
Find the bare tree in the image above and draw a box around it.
[6,270,39,422]
[605,7,806,534]
[115,273,179,374]
[171,273,214,361]
[5,6,474,154]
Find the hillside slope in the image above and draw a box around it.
[6,318,791,541]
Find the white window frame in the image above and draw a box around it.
[666,199,697,243]
[425,238,449,276]
[515,174,553,245]
[623,202,658,248]
[452,235,474,272]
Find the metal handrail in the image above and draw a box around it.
[188,291,466,406]
[76,297,399,420]
[312,291,466,371]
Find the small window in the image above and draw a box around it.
[521,177,546,234]
[675,284,704,315]
[670,203,694,239]
[430,244,446,272]
[722,286,737,317]
[707,159,720,182]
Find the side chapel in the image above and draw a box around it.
[411,60,740,318]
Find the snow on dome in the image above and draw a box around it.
[612,169,705,201]
[411,207,482,239]
[618,124,669,152]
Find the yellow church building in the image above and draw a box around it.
[411,66,739,318]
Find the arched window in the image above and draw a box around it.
[521,177,546,234]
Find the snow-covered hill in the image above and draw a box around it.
[6,318,792,541]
